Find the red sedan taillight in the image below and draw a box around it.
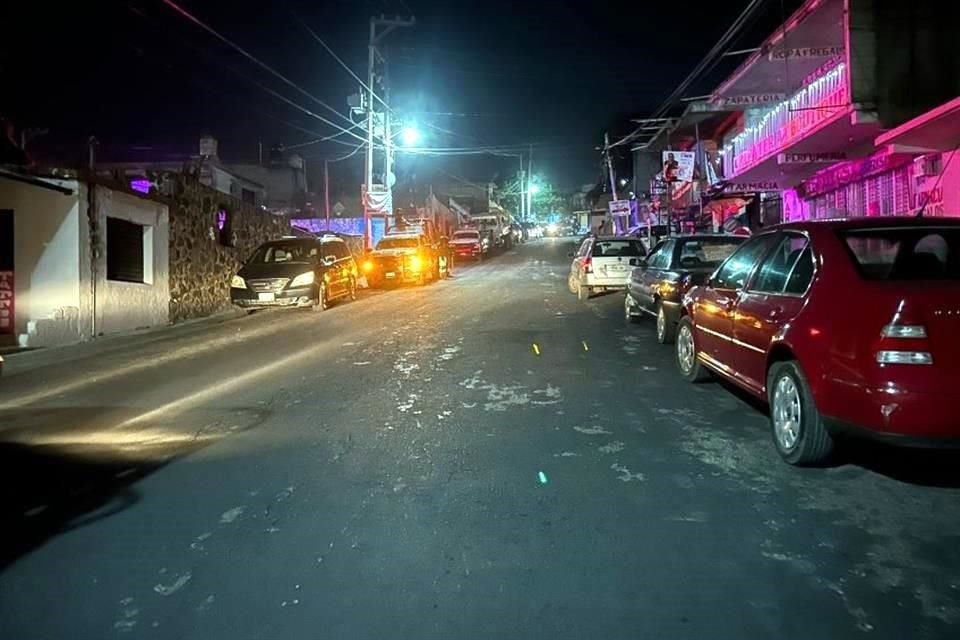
[875,309,932,365]
[582,256,593,274]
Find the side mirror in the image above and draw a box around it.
[567,251,575,258]
[322,255,336,266]
[629,257,641,267]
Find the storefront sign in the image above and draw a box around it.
[662,151,696,182]
[778,152,847,164]
[723,181,781,193]
[0,271,13,335]
[768,46,844,61]
[914,187,944,216]
[803,54,845,86]
[608,199,632,217]
[800,149,914,198]
[690,94,786,112]
[649,177,667,196]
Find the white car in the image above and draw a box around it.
[567,235,647,301]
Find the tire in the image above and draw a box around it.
[568,274,577,295]
[312,282,329,312]
[655,301,676,344]
[577,281,590,301]
[675,316,710,382]
[624,294,640,323]
[767,361,834,465]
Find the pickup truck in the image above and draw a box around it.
[362,233,439,287]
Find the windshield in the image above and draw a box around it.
[247,241,317,264]
[376,237,419,250]
[453,231,479,240]
[840,227,960,280]
[592,239,646,257]
[676,237,746,267]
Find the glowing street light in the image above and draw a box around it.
[400,126,421,147]
[528,183,541,195]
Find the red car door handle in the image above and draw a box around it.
[716,296,735,309]
[768,307,784,319]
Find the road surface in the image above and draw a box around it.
[1,238,958,639]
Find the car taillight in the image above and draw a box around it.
[876,305,932,365]
[583,256,593,274]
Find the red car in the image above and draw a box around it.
[675,218,960,465]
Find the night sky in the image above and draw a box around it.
[4,0,801,191]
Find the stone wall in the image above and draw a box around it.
[169,176,290,322]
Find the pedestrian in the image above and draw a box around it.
[439,235,454,278]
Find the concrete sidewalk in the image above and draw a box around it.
[0,308,247,378]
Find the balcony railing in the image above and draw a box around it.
[721,63,849,177]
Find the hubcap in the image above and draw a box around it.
[677,325,695,373]
[657,307,666,339]
[773,375,802,450]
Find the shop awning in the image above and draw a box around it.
[874,96,960,152]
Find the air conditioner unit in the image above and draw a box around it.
[913,154,942,178]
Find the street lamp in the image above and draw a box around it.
[400,126,421,147]
[529,183,540,195]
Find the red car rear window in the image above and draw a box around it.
[839,227,960,280]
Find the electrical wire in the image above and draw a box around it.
[291,11,394,115]
[607,0,770,150]
[160,0,366,143]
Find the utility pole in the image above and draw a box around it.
[526,144,534,221]
[604,132,618,234]
[324,159,331,230]
[363,14,415,249]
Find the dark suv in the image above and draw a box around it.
[231,235,358,311]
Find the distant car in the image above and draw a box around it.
[676,218,960,465]
[450,229,489,260]
[625,234,747,343]
[231,235,358,312]
[568,235,647,301]
[362,233,438,287]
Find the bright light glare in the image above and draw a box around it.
[401,126,420,146]
[408,255,423,272]
[529,184,541,194]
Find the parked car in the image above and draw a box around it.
[450,229,490,260]
[625,234,747,343]
[362,233,438,287]
[568,235,647,301]
[231,235,358,312]
[675,218,960,465]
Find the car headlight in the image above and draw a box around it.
[408,255,423,272]
[290,271,315,287]
[362,260,375,272]
[231,275,246,289]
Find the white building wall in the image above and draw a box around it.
[87,185,170,336]
[0,177,84,347]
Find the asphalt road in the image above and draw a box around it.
[1,238,958,640]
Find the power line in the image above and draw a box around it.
[292,11,394,115]
[159,0,366,143]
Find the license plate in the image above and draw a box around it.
[258,292,275,302]
[385,272,396,278]
[608,265,626,271]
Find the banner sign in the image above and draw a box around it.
[650,177,668,196]
[769,46,844,61]
[778,152,847,164]
[608,199,632,217]
[662,151,696,182]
